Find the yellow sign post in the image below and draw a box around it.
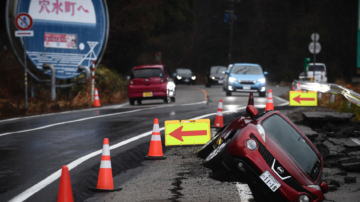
[289,91,318,106]
[165,119,211,146]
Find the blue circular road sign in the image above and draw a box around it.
[7,0,109,79]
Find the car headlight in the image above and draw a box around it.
[298,194,310,202]
[307,185,321,190]
[211,76,215,80]
[191,76,196,80]
[258,78,266,83]
[176,75,182,80]
[229,77,237,83]
[246,139,257,150]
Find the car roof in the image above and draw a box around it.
[133,65,164,70]
[233,63,261,66]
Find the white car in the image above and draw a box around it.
[305,63,327,83]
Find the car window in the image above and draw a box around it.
[231,65,262,75]
[211,66,227,73]
[132,68,163,78]
[261,114,320,180]
[308,65,325,71]
[177,69,192,74]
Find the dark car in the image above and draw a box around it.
[173,68,196,85]
[205,66,227,87]
[199,106,329,202]
[127,65,176,105]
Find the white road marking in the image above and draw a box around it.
[236,183,254,202]
[181,101,207,106]
[274,96,289,106]
[0,103,129,123]
[351,138,360,145]
[9,106,249,202]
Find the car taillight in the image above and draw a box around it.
[325,71,327,77]
[305,70,308,77]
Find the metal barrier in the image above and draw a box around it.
[292,80,360,107]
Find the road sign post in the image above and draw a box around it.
[309,33,321,82]
[15,13,33,110]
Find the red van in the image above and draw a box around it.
[127,65,176,105]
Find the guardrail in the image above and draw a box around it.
[292,80,360,107]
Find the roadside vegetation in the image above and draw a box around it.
[0,50,127,119]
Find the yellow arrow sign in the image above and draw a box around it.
[289,91,318,106]
[165,119,211,146]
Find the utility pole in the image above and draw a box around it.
[228,6,234,64]
[226,0,240,64]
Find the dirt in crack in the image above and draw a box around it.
[168,176,187,201]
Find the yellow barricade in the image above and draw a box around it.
[289,91,318,106]
[165,119,211,146]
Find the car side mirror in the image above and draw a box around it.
[264,71,268,75]
[320,182,329,194]
[225,70,230,74]
[246,105,258,121]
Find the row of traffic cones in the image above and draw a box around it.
[213,89,274,128]
[58,90,275,201]
[57,119,166,201]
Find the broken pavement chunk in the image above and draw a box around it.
[302,112,355,122]
[344,176,357,183]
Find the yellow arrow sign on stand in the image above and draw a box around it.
[165,119,211,146]
[289,91,318,106]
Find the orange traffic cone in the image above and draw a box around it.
[214,99,224,128]
[265,89,274,112]
[89,138,122,192]
[297,83,301,92]
[94,88,101,107]
[247,92,254,106]
[146,118,166,160]
[57,165,74,202]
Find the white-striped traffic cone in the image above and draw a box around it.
[94,88,101,107]
[89,138,122,192]
[214,99,223,128]
[265,89,274,112]
[146,118,166,160]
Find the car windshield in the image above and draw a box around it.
[132,68,163,78]
[308,65,325,71]
[231,65,262,75]
[211,66,227,73]
[177,69,192,74]
[261,115,321,181]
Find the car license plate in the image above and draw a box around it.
[260,170,281,192]
[143,92,152,97]
[184,79,189,82]
[218,80,223,84]
[243,85,251,90]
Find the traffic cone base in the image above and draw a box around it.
[89,138,122,192]
[146,118,166,160]
[214,99,224,128]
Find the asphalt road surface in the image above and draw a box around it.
[0,84,329,202]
